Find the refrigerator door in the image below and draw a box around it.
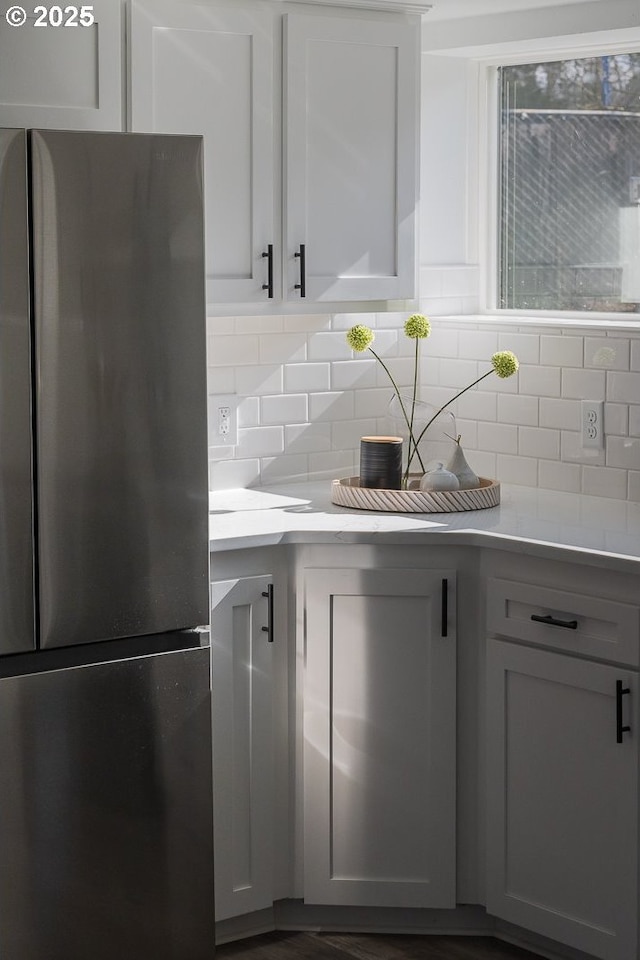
[0,644,215,960]
[0,128,35,654]
[31,130,209,649]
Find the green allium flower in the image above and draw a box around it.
[404,314,431,339]
[491,350,519,378]
[346,324,374,352]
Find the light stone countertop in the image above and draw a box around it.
[209,481,640,572]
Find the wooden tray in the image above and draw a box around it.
[331,476,500,514]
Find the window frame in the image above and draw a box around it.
[478,39,640,325]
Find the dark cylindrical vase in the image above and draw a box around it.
[359,436,403,490]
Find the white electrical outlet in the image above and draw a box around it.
[208,394,238,447]
[581,400,604,449]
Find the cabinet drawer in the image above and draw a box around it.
[486,577,640,666]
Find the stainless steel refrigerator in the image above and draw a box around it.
[0,129,214,960]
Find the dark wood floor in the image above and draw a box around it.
[216,931,546,960]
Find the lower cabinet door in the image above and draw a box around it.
[304,567,456,908]
[486,639,638,960]
[210,576,274,921]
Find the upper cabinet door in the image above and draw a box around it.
[284,13,419,303]
[130,0,276,306]
[0,0,123,130]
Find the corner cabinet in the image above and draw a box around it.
[303,566,456,908]
[130,0,420,311]
[283,13,419,302]
[210,575,276,921]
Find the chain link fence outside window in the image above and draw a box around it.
[499,56,640,313]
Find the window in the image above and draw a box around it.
[498,54,640,314]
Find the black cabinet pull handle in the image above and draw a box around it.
[294,244,306,297]
[531,614,578,630]
[616,680,631,743]
[261,583,274,643]
[261,244,274,298]
[441,578,448,638]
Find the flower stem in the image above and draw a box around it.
[369,348,425,478]
[405,369,493,476]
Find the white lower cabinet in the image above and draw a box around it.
[303,566,457,908]
[210,575,276,921]
[485,639,638,960]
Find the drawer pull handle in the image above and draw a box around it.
[616,680,631,743]
[530,614,578,630]
[441,578,448,638]
[261,584,274,643]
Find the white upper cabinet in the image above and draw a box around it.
[130,0,420,311]
[284,14,419,302]
[0,0,123,130]
[129,0,276,305]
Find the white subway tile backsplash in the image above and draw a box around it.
[561,430,605,466]
[628,472,640,502]
[498,332,539,364]
[467,449,496,479]
[207,307,640,501]
[604,403,628,437]
[309,391,355,422]
[606,436,640,470]
[518,426,560,460]
[260,454,309,483]
[456,390,497,422]
[285,422,332,454]
[561,367,606,400]
[439,358,479,389]
[538,459,582,494]
[235,315,284,335]
[332,312,376,331]
[308,448,356,478]
[237,396,260,428]
[354,388,395,418]
[540,336,583,367]
[236,365,283,397]
[518,365,561,397]
[584,337,630,370]
[259,333,307,364]
[457,330,498,360]
[539,397,580,431]
[210,457,261,491]
[607,371,640,404]
[237,426,284,458]
[211,334,259,366]
[582,465,628,499]
[477,422,519,455]
[497,394,538,426]
[284,314,331,332]
[377,356,417,389]
[307,332,354,362]
[261,394,308,425]
[426,326,459,358]
[207,366,236,394]
[332,418,378,451]
[284,362,330,393]
[331,359,378,390]
[496,454,538,486]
